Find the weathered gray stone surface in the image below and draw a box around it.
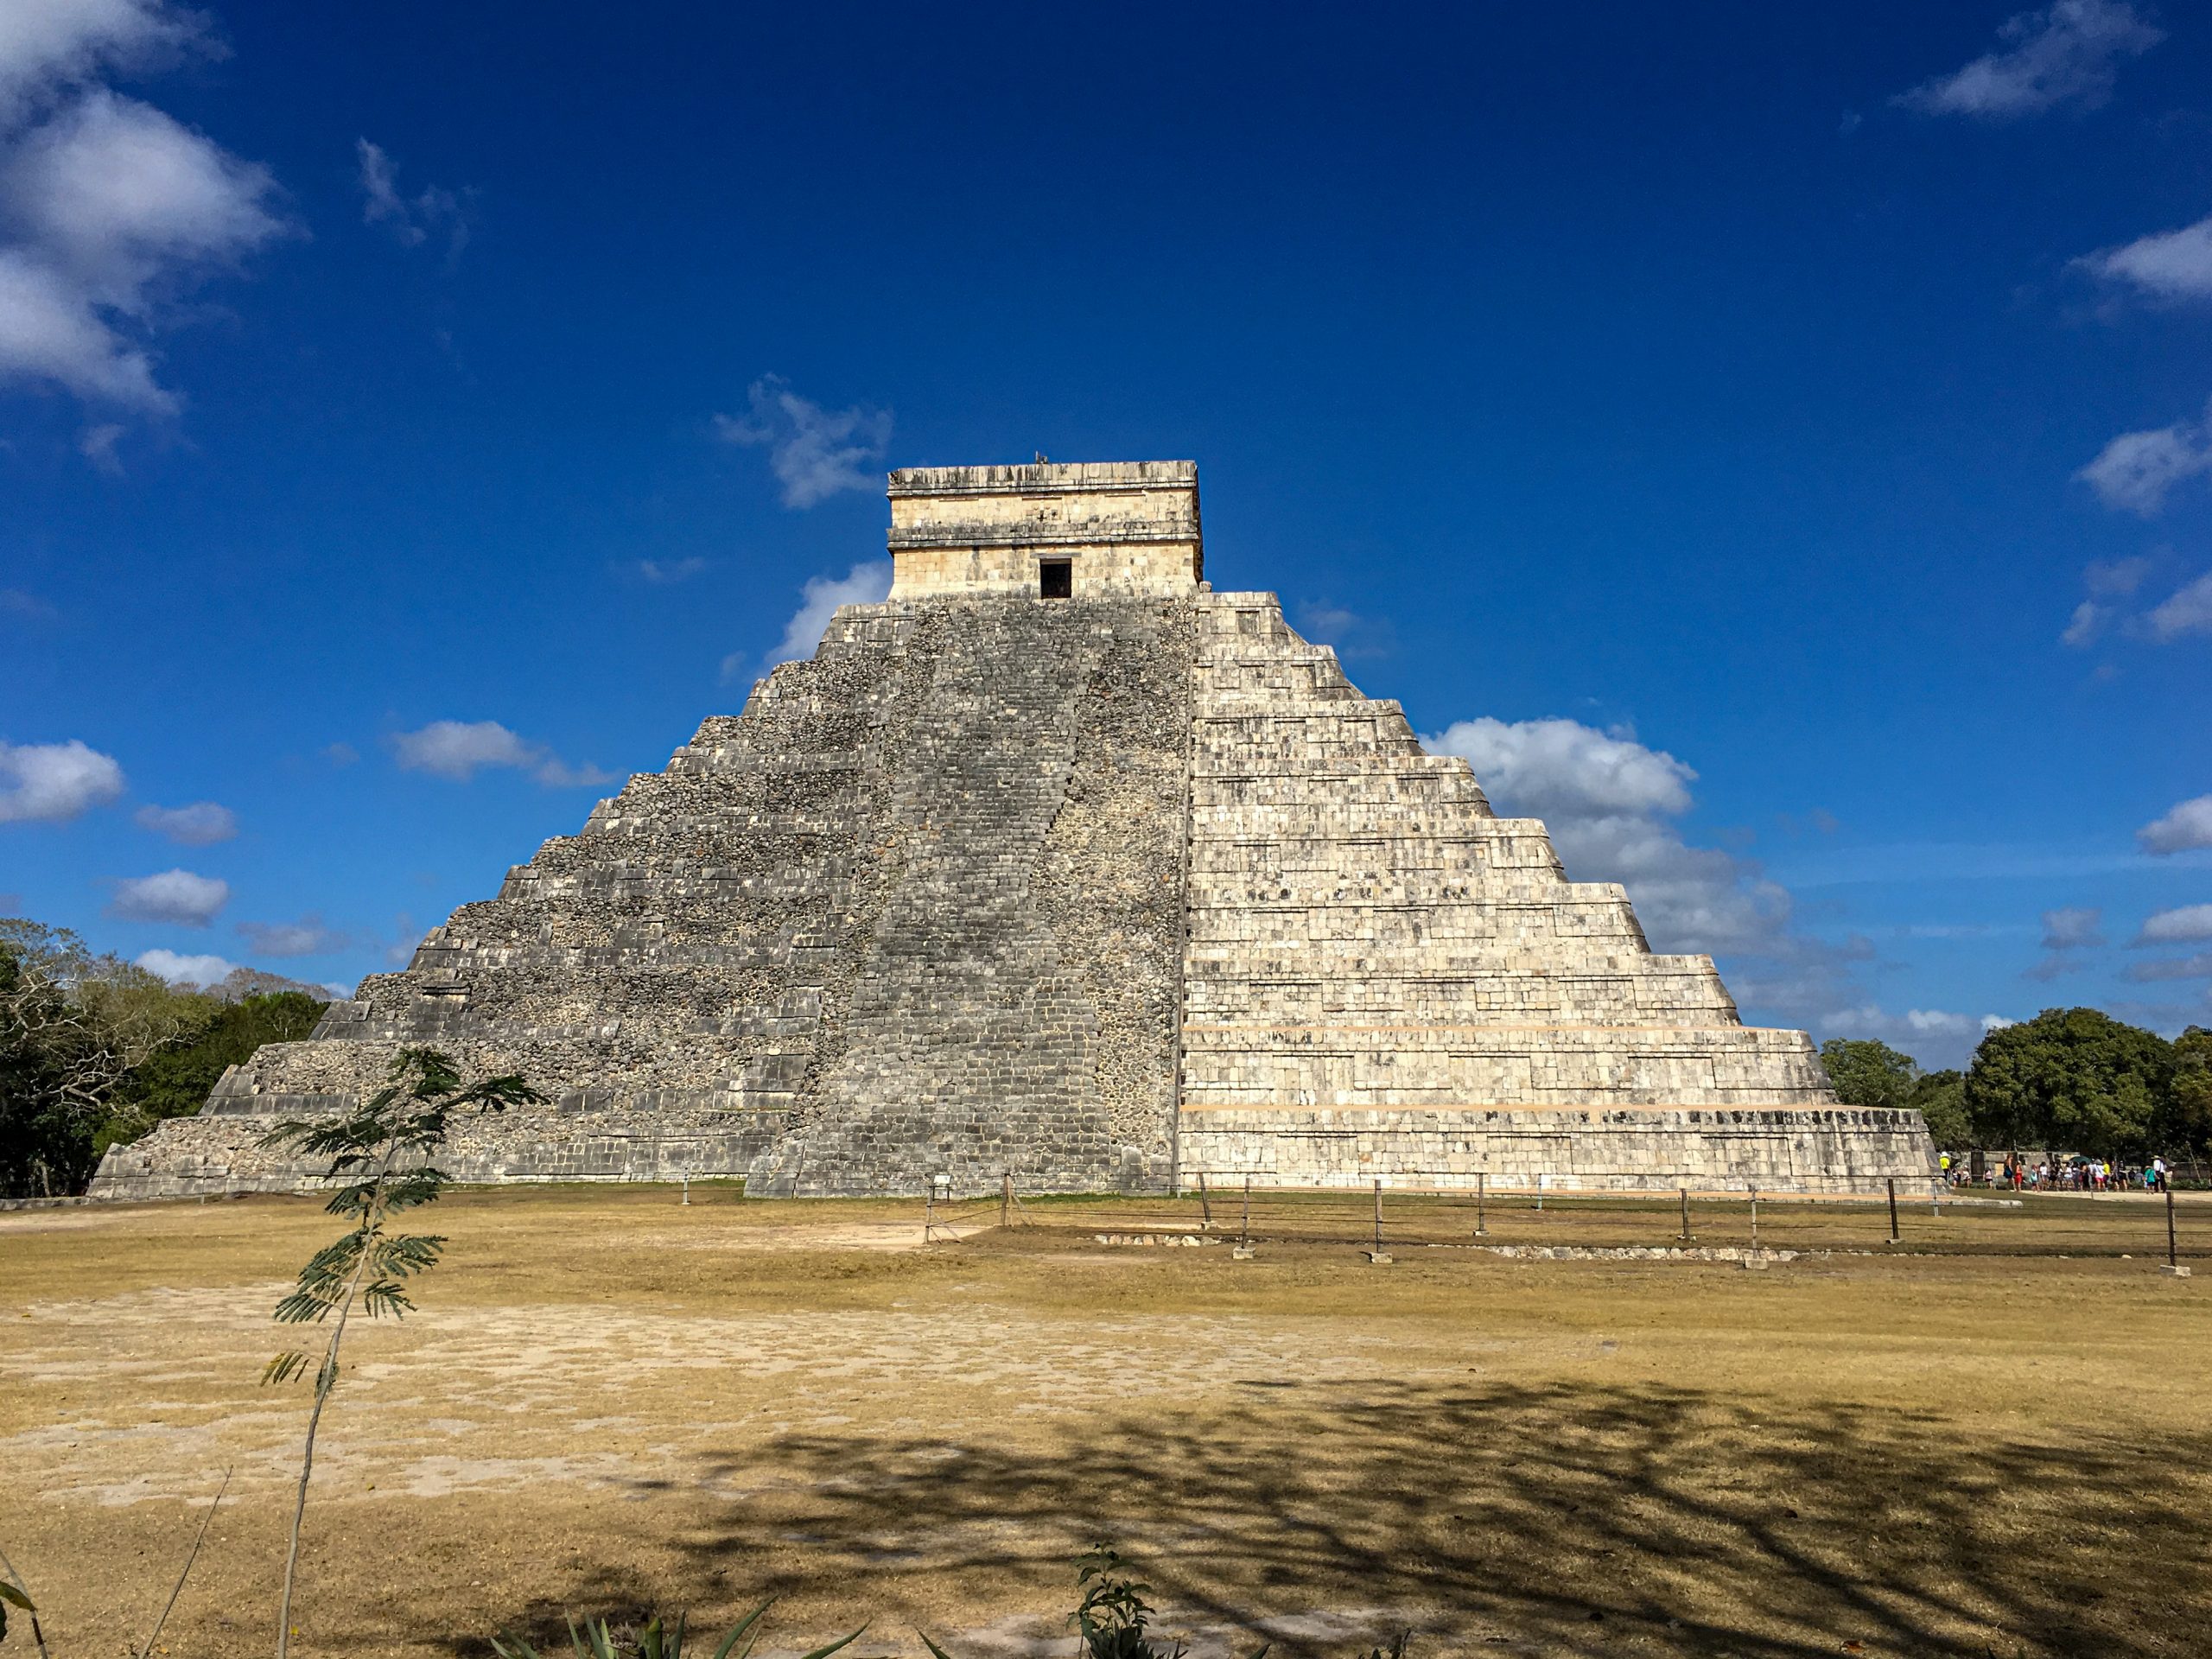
[91,461,1936,1202]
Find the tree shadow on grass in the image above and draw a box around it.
[454,1379,2208,1659]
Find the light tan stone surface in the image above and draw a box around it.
[887,460,1202,597]
[1171,590,1929,1192]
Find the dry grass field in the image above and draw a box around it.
[3,1186,2209,1659]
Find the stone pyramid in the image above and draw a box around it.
[94,462,1935,1200]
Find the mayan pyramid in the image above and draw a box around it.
[93,461,1936,1200]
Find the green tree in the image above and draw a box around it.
[2159,1026,2212,1157]
[1818,1038,1921,1110]
[1909,1069,1970,1149]
[1964,1007,2171,1158]
[0,918,210,1196]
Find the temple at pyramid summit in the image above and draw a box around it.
[92,461,1936,1200]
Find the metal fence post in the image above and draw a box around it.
[1475,1171,1487,1237]
[1198,1171,1213,1230]
[1887,1177,1899,1244]
[1680,1185,1691,1243]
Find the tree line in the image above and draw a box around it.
[0,918,328,1198]
[1821,1007,2212,1158]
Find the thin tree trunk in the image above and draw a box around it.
[140,1466,231,1659]
[274,1147,395,1659]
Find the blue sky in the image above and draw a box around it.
[3,0,2210,1068]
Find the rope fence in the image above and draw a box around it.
[934,1173,2197,1269]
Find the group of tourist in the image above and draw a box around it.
[1977,1156,2171,1192]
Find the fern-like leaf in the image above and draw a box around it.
[359,1280,417,1319]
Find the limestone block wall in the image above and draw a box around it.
[1179,594,1812,1098]
[887,542,1203,599]
[1169,591,1933,1194]
[753,595,1193,1194]
[87,1108,784,1202]
[887,461,1202,598]
[1177,1106,1938,1195]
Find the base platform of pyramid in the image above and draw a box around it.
[92,462,1935,1201]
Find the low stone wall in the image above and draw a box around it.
[1176,1104,1938,1195]
[87,1107,785,1201]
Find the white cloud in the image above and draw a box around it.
[6,92,283,295]
[1909,1008,1979,1036]
[1425,715,1800,957]
[2139,794,2212,855]
[0,247,166,407]
[2137,904,2212,944]
[1818,1004,2013,1071]
[2065,558,2212,646]
[2085,556,2149,596]
[1427,717,1695,819]
[0,735,124,822]
[321,741,359,766]
[77,418,122,471]
[2024,906,2102,981]
[2060,599,2106,648]
[0,0,205,127]
[2041,906,2105,948]
[133,946,234,987]
[1294,600,1397,661]
[1,588,57,618]
[236,913,345,957]
[134,799,235,843]
[108,866,227,925]
[383,913,423,968]
[766,560,893,668]
[390,719,613,787]
[1895,1,2162,119]
[2076,404,2212,516]
[2125,952,2212,982]
[636,556,709,584]
[355,137,470,260]
[2061,557,2152,646]
[2145,572,2212,641]
[715,375,892,508]
[2077,213,2212,303]
[0,83,286,415]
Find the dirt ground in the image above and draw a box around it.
[3,1185,2209,1659]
